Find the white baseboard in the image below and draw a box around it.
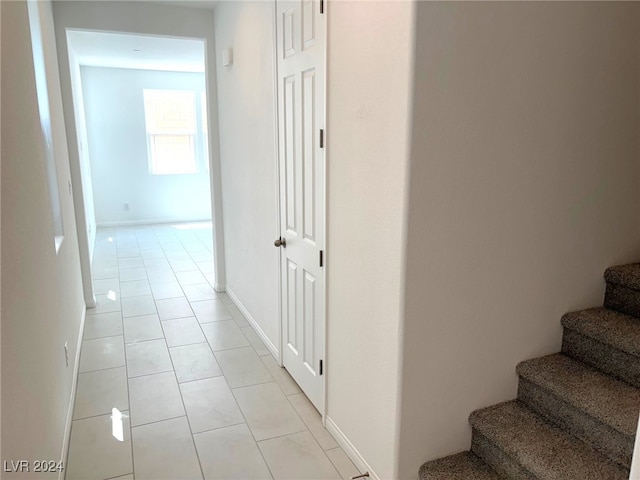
[325,416,379,480]
[213,283,226,293]
[60,306,87,480]
[96,218,212,228]
[223,291,374,478]
[225,287,279,358]
[85,293,96,309]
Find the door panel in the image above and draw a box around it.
[303,270,317,371]
[302,0,315,49]
[277,0,325,412]
[302,68,316,242]
[284,75,297,232]
[286,259,298,352]
[283,7,296,58]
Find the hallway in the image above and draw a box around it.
[65,224,358,480]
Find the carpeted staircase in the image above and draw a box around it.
[419,263,640,479]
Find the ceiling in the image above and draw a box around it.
[67,30,206,73]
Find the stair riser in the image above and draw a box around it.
[605,282,640,318]
[562,328,640,387]
[471,431,537,480]
[518,378,633,469]
[418,452,500,480]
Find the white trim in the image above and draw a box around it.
[325,416,378,480]
[271,0,284,370]
[226,287,279,359]
[86,294,97,309]
[96,218,212,228]
[60,306,87,480]
[629,411,640,479]
[63,32,96,318]
[203,37,227,291]
[59,18,225,317]
[320,0,329,423]
[213,282,226,293]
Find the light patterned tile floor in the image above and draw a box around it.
[66,223,360,480]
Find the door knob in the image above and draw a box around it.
[274,237,286,248]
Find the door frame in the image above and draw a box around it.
[272,0,329,419]
[55,17,227,303]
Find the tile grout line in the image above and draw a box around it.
[72,408,131,424]
[118,232,137,480]
[155,236,277,477]
[283,391,341,453]
[78,224,346,480]
[186,237,340,468]
[220,355,277,480]
[152,230,205,480]
[131,413,189,430]
[78,230,132,480]
[166,224,232,478]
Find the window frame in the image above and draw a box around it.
[143,89,199,176]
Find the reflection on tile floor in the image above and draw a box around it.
[66,224,360,480]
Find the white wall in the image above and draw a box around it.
[81,66,211,226]
[1,1,85,475]
[325,2,415,478]
[397,3,640,477]
[213,6,419,478]
[52,0,226,287]
[213,1,280,351]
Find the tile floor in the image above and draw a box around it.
[66,223,361,480]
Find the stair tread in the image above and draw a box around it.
[470,400,629,479]
[419,452,501,480]
[562,307,640,356]
[517,353,640,436]
[605,263,640,290]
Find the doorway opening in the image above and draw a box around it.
[65,30,220,303]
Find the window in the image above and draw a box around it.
[143,89,197,175]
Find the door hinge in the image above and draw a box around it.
[320,0,324,14]
[319,129,324,149]
[319,359,323,375]
[319,250,324,267]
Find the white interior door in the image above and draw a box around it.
[276,0,326,413]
